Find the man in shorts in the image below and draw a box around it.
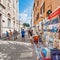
[21,29,25,41]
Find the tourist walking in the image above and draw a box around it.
[21,28,25,41]
[9,30,13,40]
[6,31,9,40]
[13,30,17,40]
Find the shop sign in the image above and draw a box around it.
[48,8,60,19]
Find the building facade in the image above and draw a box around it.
[33,0,60,39]
[0,0,19,37]
[33,0,60,25]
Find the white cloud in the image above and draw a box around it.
[19,13,28,22]
[19,6,33,24]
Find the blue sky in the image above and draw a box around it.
[18,0,34,24]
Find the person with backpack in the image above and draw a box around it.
[9,30,13,40]
[13,30,17,40]
[28,29,34,44]
[21,28,25,41]
[32,32,41,60]
[6,31,9,40]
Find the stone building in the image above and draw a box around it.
[0,0,19,37]
[33,0,60,26]
[33,0,60,39]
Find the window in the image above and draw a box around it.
[51,18,58,24]
[36,13,39,20]
[8,13,11,21]
[33,3,35,10]
[8,0,11,2]
[2,20,5,22]
[40,2,45,14]
[40,7,42,14]
[42,2,45,13]
[8,3,10,8]
[8,19,11,27]
[37,0,39,6]
[8,13,11,18]
[13,3,15,8]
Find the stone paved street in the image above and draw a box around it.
[0,35,36,60]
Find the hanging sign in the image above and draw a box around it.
[48,8,60,19]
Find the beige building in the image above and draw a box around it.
[0,0,19,37]
[33,0,60,39]
[33,0,60,25]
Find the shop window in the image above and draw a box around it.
[51,18,58,24]
[44,21,50,26]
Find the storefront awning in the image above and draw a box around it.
[48,7,60,19]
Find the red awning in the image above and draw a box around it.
[48,8,60,20]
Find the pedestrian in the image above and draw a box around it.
[33,32,40,60]
[28,29,34,44]
[28,30,30,38]
[21,28,25,41]
[13,30,17,40]
[15,30,18,39]
[40,41,51,60]
[36,30,43,47]
[6,31,9,40]
[9,30,13,40]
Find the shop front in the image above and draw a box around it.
[48,7,60,39]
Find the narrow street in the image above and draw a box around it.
[0,0,60,60]
[0,35,36,60]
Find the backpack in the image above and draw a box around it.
[33,35,39,44]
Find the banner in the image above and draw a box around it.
[48,8,60,19]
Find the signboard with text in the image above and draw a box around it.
[48,8,60,19]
